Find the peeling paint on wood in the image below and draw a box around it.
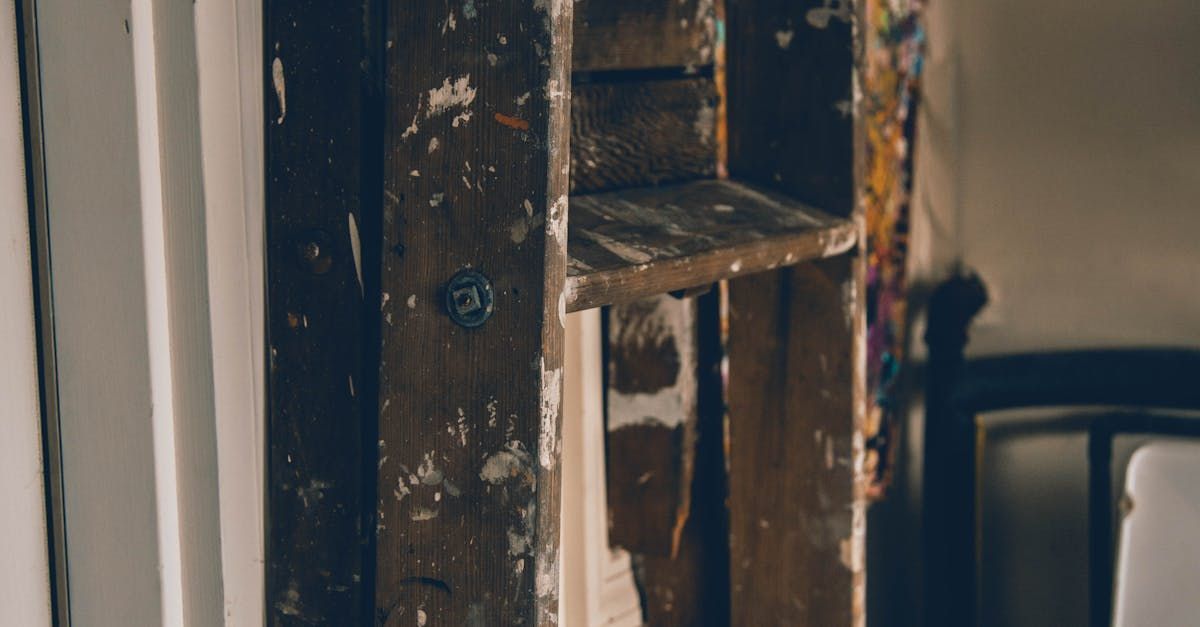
[373,0,572,624]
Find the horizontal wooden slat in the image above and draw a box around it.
[573,0,714,72]
[571,78,716,194]
[565,179,857,312]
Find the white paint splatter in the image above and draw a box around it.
[480,441,530,484]
[271,57,286,124]
[427,137,440,153]
[407,294,417,309]
[606,297,697,431]
[429,193,444,207]
[401,95,422,139]
[427,75,476,118]
[410,170,421,177]
[730,260,743,273]
[806,0,852,29]
[348,213,363,297]
[713,204,735,213]
[775,29,795,49]
[417,609,428,626]
[581,229,652,264]
[539,360,562,469]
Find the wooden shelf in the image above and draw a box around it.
[566,179,857,311]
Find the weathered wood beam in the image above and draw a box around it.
[724,0,866,624]
[265,0,377,623]
[373,0,573,624]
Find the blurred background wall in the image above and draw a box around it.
[870,0,1200,624]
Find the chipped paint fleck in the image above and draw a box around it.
[427,137,439,153]
[427,75,476,119]
[494,112,530,131]
[806,0,852,29]
[429,193,444,207]
[417,608,428,626]
[607,297,697,431]
[271,57,287,124]
[480,441,532,484]
[407,294,417,309]
[539,359,562,469]
[348,213,363,296]
[775,29,795,49]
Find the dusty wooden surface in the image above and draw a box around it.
[606,292,730,626]
[265,0,375,623]
[571,78,717,194]
[727,0,855,216]
[573,0,715,71]
[566,179,856,312]
[372,0,571,624]
[725,257,865,626]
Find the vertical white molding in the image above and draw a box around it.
[561,309,643,627]
[0,3,53,624]
[195,0,266,623]
[129,1,186,623]
[37,0,225,622]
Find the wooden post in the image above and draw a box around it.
[265,0,378,623]
[372,1,572,625]
[724,0,867,624]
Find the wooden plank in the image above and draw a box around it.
[571,78,716,194]
[566,179,856,312]
[265,0,374,623]
[725,256,865,626]
[722,0,864,624]
[373,0,572,624]
[605,296,699,555]
[727,0,854,216]
[573,0,715,72]
[605,291,729,626]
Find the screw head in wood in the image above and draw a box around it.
[296,230,333,274]
[444,269,494,328]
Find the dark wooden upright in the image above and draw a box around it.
[265,1,377,623]
[724,0,867,625]
[372,1,572,625]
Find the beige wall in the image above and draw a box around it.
[872,0,1200,624]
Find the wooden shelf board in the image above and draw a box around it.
[566,179,857,312]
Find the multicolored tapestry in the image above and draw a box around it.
[863,0,924,498]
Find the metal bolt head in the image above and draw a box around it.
[296,230,333,274]
[444,270,494,328]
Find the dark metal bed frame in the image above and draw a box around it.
[922,275,1200,626]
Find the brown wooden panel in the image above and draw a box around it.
[606,296,698,555]
[373,1,572,625]
[606,292,730,626]
[567,179,856,312]
[725,256,866,626]
[727,0,854,216]
[570,78,716,194]
[265,0,376,623]
[573,0,715,71]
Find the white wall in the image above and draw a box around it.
[875,0,1200,624]
[0,2,53,624]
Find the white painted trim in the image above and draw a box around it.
[195,0,266,623]
[36,0,226,622]
[562,310,643,627]
[0,3,53,624]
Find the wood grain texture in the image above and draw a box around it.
[571,78,716,194]
[727,0,854,217]
[607,292,730,626]
[265,0,373,623]
[573,0,715,71]
[373,0,572,624]
[725,256,866,626]
[566,179,856,312]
